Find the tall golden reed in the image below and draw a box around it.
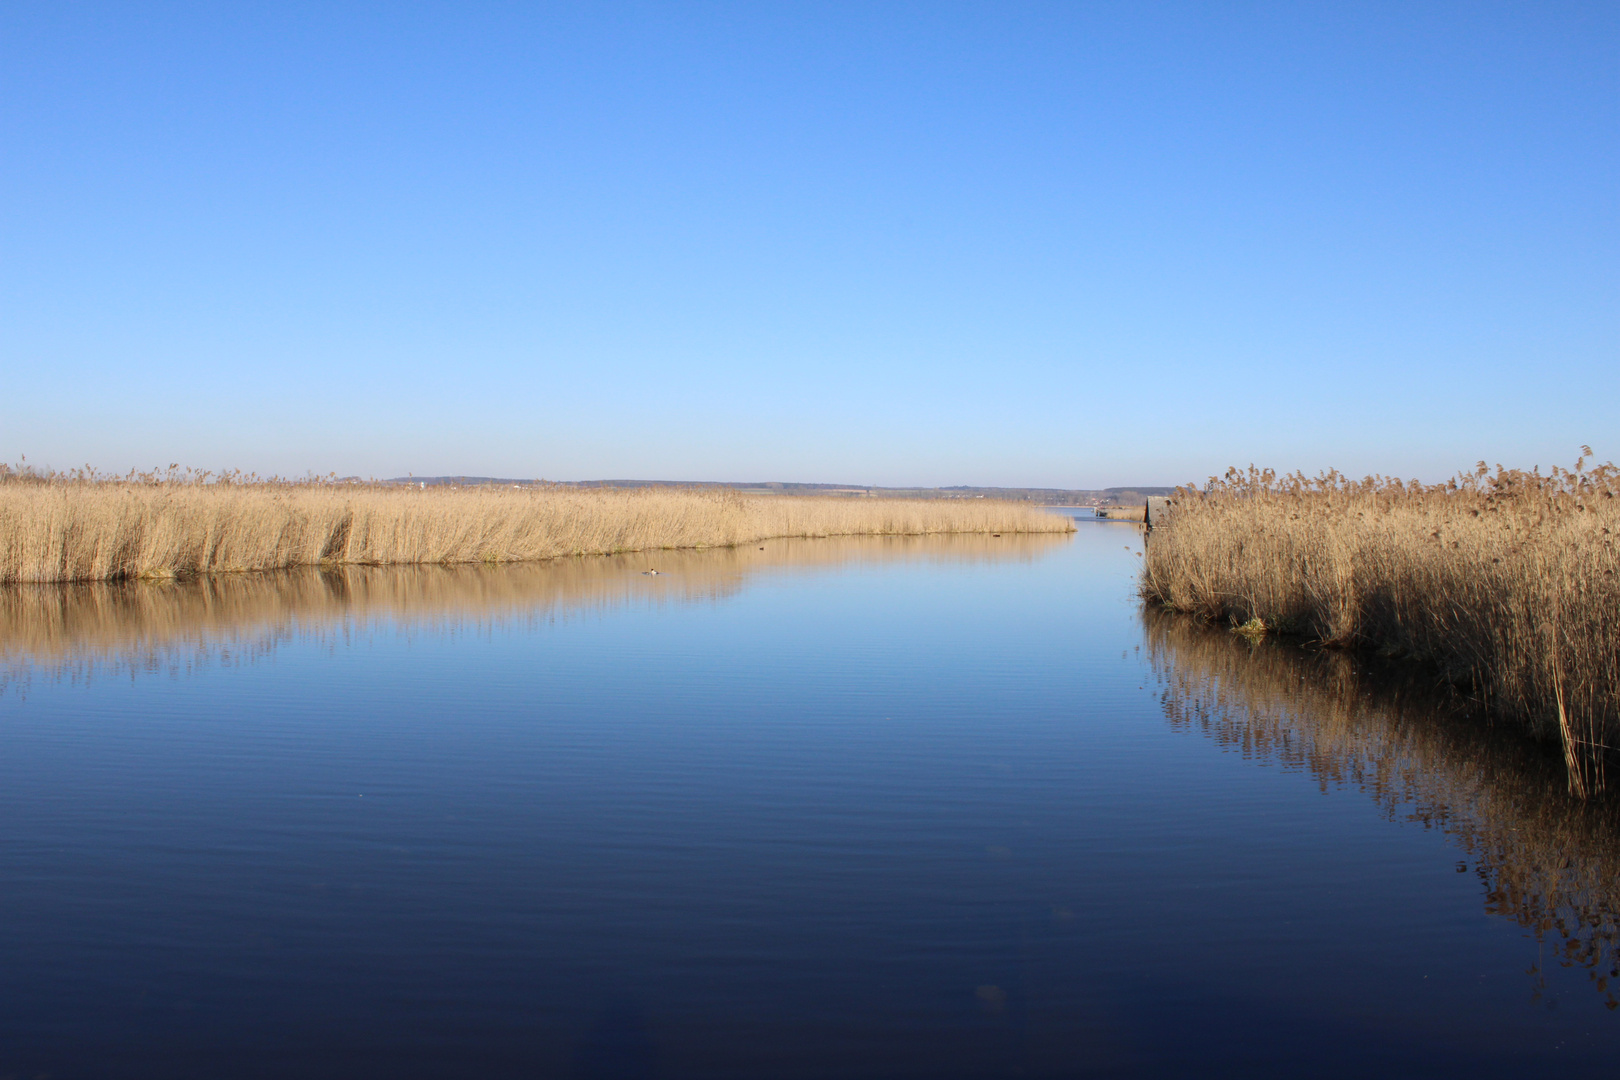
[0,469,1071,585]
[1141,452,1619,786]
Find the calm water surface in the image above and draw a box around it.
[2,523,1616,1078]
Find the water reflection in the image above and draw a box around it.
[1144,609,1620,1008]
[0,533,1067,689]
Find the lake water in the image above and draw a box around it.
[2,520,1616,1078]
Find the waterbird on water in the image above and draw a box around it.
[642,568,660,576]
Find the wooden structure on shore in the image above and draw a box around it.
[1094,497,1173,527]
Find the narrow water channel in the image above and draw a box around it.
[1,524,1614,1077]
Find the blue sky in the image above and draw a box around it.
[2,2,1614,487]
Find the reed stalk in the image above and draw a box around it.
[0,465,1071,585]
[1141,451,1620,790]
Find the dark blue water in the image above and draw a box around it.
[2,523,1616,1078]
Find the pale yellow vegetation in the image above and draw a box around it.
[1141,453,1620,790]
[0,472,1070,585]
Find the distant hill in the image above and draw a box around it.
[387,477,1178,506]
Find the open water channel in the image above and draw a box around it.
[2,518,1616,1077]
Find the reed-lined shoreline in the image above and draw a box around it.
[0,472,1072,585]
[1140,454,1619,793]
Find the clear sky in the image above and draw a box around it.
[2,2,1614,487]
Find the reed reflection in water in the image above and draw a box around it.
[0,532,1068,691]
[1144,608,1620,1009]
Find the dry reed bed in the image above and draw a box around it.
[1141,455,1620,786]
[1145,611,1620,1006]
[0,478,1070,585]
